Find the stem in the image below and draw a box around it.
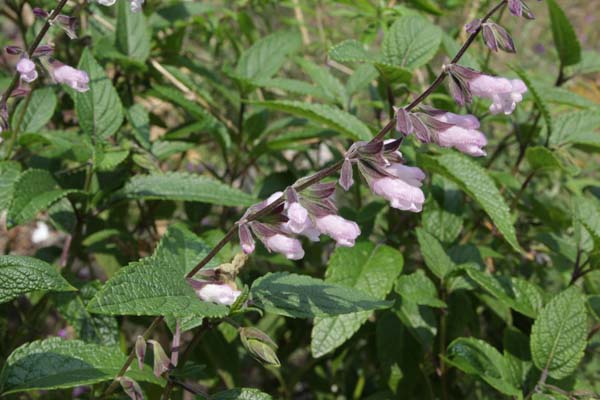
[0,0,70,108]
[3,87,33,160]
[103,317,164,397]
[510,170,536,209]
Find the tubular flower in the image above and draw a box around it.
[95,0,144,12]
[188,278,242,306]
[344,140,426,212]
[49,60,90,92]
[445,64,527,115]
[16,57,38,83]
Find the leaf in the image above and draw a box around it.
[311,243,404,357]
[382,16,442,69]
[95,148,130,171]
[466,270,543,318]
[250,272,391,319]
[54,281,119,345]
[549,110,600,147]
[415,227,456,279]
[328,40,373,64]
[525,146,564,172]
[11,87,57,133]
[233,30,301,87]
[514,68,553,141]
[503,327,532,391]
[393,298,437,349]
[296,58,347,105]
[0,338,162,395]
[0,255,75,304]
[0,161,21,211]
[116,0,150,62]
[115,172,256,207]
[395,270,446,308]
[74,48,124,139]
[420,153,521,252]
[255,78,327,99]
[253,100,372,140]
[537,85,598,109]
[546,0,581,67]
[530,287,587,379]
[210,388,272,400]
[87,224,229,318]
[446,337,521,396]
[126,104,151,149]
[6,169,78,228]
[572,196,600,246]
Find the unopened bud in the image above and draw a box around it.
[135,336,146,370]
[32,8,49,19]
[395,107,413,136]
[147,340,171,377]
[240,327,280,367]
[118,377,144,400]
[482,23,516,53]
[170,320,181,367]
[5,46,22,55]
[464,18,481,34]
[33,45,54,57]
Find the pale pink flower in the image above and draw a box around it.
[314,215,361,247]
[52,63,90,92]
[469,75,527,115]
[369,176,425,212]
[286,202,309,233]
[196,283,241,306]
[262,233,305,260]
[16,58,37,83]
[430,111,487,156]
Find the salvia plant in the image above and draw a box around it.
[0,0,598,399]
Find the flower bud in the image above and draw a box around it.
[5,46,22,55]
[33,45,54,57]
[170,320,181,367]
[395,107,413,136]
[482,23,516,53]
[240,327,280,367]
[135,336,146,370]
[465,18,482,34]
[52,15,78,39]
[118,377,144,400]
[339,158,354,191]
[147,340,171,377]
[238,223,255,254]
[508,0,535,19]
[32,8,49,19]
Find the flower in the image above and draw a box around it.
[31,221,50,244]
[255,225,305,259]
[16,57,38,83]
[314,214,361,247]
[118,377,143,400]
[446,64,527,115]
[191,282,241,306]
[50,61,90,92]
[426,110,487,156]
[96,0,144,12]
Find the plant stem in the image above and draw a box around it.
[3,86,33,160]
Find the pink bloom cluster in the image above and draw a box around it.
[238,184,361,261]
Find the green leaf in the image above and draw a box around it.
[311,243,404,357]
[382,16,441,70]
[87,224,229,318]
[0,338,162,395]
[74,49,124,139]
[209,388,272,400]
[233,30,301,86]
[420,153,521,252]
[253,100,371,140]
[530,287,587,379]
[572,196,600,246]
[95,148,130,171]
[255,78,327,100]
[396,270,446,308]
[466,269,543,318]
[549,110,600,147]
[328,40,373,64]
[116,0,150,62]
[7,169,78,228]
[446,337,521,396]
[250,272,391,319]
[115,172,256,207]
[415,227,456,279]
[0,255,75,304]
[0,161,21,211]
[503,327,532,391]
[525,146,564,172]
[546,0,581,67]
[55,281,119,345]
[11,87,57,133]
[296,58,347,105]
[514,68,553,141]
[126,104,151,149]
[393,298,437,349]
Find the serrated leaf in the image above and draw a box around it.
[115,172,256,207]
[549,110,600,147]
[420,153,521,252]
[296,58,347,105]
[0,255,75,304]
[572,196,600,246]
[537,85,598,109]
[311,243,403,357]
[396,270,446,308]
[546,0,581,67]
[514,68,552,140]
[0,338,162,395]
[253,100,371,140]
[255,78,328,99]
[251,272,391,319]
[87,224,229,318]
[466,269,543,318]
[329,40,373,64]
[415,227,456,279]
[0,161,21,211]
[74,48,124,139]
[95,149,130,171]
[446,337,521,396]
[233,30,301,87]
[525,146,564,172]
[382,16,441,70]
[116,0,150,62]
[209,388,272,400]
[393,298,437,349]
[55,281,119,345]
[126,104,151,149]
[7,169,78,228]
[11,87,57,133]
[530,287,587,379]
